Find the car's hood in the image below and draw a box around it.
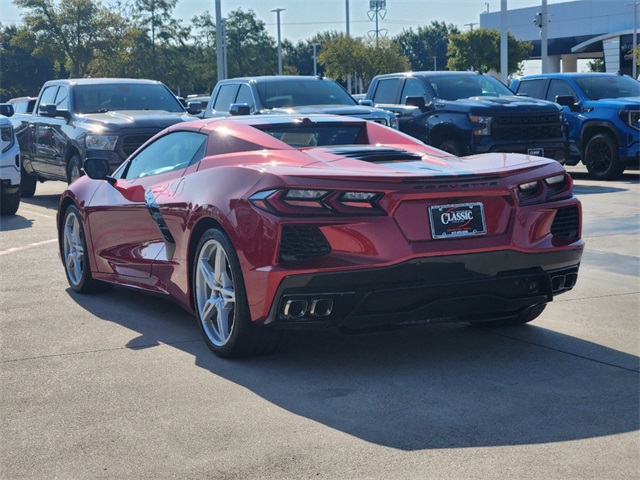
[437,95,562,114]
[584,97,640,109]
[74,110,194,130]
[270,105,393,117]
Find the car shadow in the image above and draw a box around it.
[0,214,35,231]
[67,286,639,451]
[570,169,640,185]
[21,193,62,211]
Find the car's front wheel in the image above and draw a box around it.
[584,133,624,180]
[20,166,37,198]
[193,228,281,358]
[62,205,112,293]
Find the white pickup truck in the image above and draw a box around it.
[0,113,21,215]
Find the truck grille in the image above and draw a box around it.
[279,226,331,264]
[492,114,563,141]
[121,132,160,157]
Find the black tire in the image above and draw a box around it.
[20,166,37,198]
[192,228,282,358]
[1,188,20,215]
[61,205,112,293]
[67,154,83,184]
[470,304,546,328]
[438,139,465,157]
[584,133,624,180]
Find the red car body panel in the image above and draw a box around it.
[58,115,583,329]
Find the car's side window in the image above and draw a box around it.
[372,79,400,104]
[55,86,70,111]
[546,79,577,103]
[213,84,238,112]
[235,84,255,112]
[38,86,58,112]
[123,131,208,180]
[401,78,429,104]
[515,79,546,99]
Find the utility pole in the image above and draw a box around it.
[312,43,320,76]
[367,0,387,47]
[628,2,639,78]
[346,0,351,93]
[215,0,224,81]
[500,0,508,84]
[433,56,437,71]
[271,8,285,75]
[541,0,549,73]
[464,22,478,31]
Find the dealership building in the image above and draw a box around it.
[479,0,639,75]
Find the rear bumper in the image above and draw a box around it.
[265,248,583,330]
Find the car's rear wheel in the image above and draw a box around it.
[62,205,112,293]
[470,304,546,328]
[1,188,20,215]
[193,228,281,358]
[20,166,37,198]
[584,133,624,180]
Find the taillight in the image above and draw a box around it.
[250,188,385,216]
[516,173,572,205]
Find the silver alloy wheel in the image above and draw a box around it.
[195,239,236,347]
[70,164,81,183]
[63,211,84,286]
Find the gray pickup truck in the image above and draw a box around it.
[14,78,200,197]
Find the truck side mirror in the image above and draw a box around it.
[555,95,578,111]
[84,158,115,184]
[359,99,374,107]
[38,104,58,117]
[229,103,251,116]
[186,101,202,115]
[405,96,426,109]
[0,103,15,117]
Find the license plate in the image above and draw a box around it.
[429,202,486,239]
[528,148,544,156]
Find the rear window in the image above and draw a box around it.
[257,124,365,148]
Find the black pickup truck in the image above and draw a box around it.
[364,71,567,161]
[14,78,200,197]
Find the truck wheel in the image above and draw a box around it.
[20,166,37,198]
[438,139,465,157]
[584,133,624,180]
[67,155,83,184]
[1,188,20,215]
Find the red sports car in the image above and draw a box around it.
[57,115,583,357]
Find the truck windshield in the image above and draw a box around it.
[256,79,357,109]
[74,84,184,114]
[426,74,513,100]
[574,75,640,100]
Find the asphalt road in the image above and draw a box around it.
[1,164,638,479]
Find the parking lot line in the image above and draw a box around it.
[0,238,57,256]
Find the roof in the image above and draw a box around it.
[43,78,165,86]
[218,75,332,84]
[517,73,628,80]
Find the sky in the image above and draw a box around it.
[1,0,575,43]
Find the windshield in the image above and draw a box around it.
[74,84,185,114]
[426,74,513,100]
[256,79,357,109]
[574,75,640,100]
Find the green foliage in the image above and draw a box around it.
[0,23,56,100]
[283,31,343,76]
[447,28,532,76]
[318,34,409,89]
[394,21,460,71]
[224,9,277,77]
[586,58,605,73]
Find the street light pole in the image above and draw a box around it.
[312,43,320,76]
[215,0,224,81]
[272,8,285,75]
[628,2,639,78]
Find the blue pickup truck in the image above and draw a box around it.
[510,73,640,180]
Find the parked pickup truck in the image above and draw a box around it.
[510,72,640,180]
[204,75,398,128]
[14,78,200,197]
[363,71,567,161]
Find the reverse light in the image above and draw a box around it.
[284,189,328,200]
[85,134,118,151]
[250,189,384,216]
[517,173,571,205]
[518,181,539,192]
[544,174,566,186]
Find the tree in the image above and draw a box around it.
[586,58,605,73]
[13,0,116,77]
[283,31,343,77]
[224,9,277,77]
[318,34,409,90]
[0,23,56,100]
[394,21,460,72]
[447,28,532,76]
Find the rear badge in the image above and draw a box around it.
[429,202,487,239]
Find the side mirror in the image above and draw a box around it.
[405,96,426,109]
[186,101,202,115]
[38,104,58,117]
[0,103,15,117]
[359,99,374,107]
[229,103,251,116]
[84,158,115,184]
[555,95,578,111]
